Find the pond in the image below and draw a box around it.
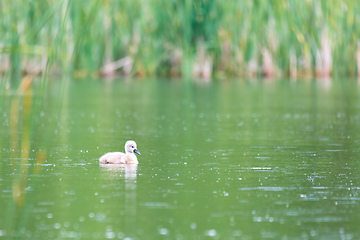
[1,78,360,239]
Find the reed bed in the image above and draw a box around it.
[1,0,360,82]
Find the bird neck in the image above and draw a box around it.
[126,152,138,164]
[126,152,136,158]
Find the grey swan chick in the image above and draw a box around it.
[99,140,140,164]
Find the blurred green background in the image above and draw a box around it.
[1,0,360,83]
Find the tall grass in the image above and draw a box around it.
[1,0,360,82]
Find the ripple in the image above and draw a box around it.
[249,167,272,170]
[325,149,347,152]
[239,186,284,191]
[142,202,173,209]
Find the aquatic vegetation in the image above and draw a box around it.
[1,0,360,81]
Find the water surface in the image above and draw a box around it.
[1,79,360,239]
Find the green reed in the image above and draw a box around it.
[0,0,360,82]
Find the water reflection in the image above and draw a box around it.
[5,76,49,239]
[10,77,32,207]
[99,164,138,180]
[99,164,137,239]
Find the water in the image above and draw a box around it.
[1,79,360,239]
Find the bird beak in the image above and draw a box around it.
[134,149,141,155]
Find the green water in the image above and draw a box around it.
[1,79,360,239]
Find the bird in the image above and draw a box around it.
[99,140,141,164]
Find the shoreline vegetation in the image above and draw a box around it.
[1,0,360,83]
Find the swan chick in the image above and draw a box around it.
[99,140,140,164]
